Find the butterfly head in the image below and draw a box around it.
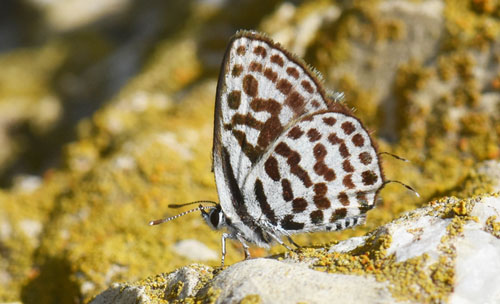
[201,204,226,230]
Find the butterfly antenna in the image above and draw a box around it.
[378,152,410,162]
[168,200,217,208]
[381,180,420,197]
[149,205,216,226]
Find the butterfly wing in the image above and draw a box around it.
[242,111,384,234]
[212,31,337,228]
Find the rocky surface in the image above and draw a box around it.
[90,194,500,304]
[1,0,500,303]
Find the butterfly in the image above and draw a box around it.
[151,30,390,266]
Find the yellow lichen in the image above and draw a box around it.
[239,294,262,304]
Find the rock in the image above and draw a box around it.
[91,194,500,303]
[172,239,219,262]
[90,264,213,304]
[198,259,395,304]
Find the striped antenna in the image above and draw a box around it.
[378,152,410,162]
[381,180,420,197]
[149,205,216,226]
[168,200,217,208]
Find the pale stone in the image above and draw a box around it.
[199,259,396,304]
[172,239,218,262]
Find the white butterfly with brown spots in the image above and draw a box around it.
[150,30,395,266]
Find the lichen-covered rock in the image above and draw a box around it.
[90,264,213,304]
[196,259,395,304]
[90,194,500,303]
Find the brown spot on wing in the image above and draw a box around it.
[275,142,291,157]
[230,114,263,130]
[323,117,336,126]
[281,215,304,230]
[288,126,304,139]
[314,183,327,196]
[236,45,246,55]
[341,121,355,135]
[264,156,280,182]
[257,117,283,148]
[270,54,284,66]
[362,170,378,185]
[301,80,314,93]
[281,179,293,201]
[253,46,267,57]
[277,79,292,95]
[249,61,263,72]
[307,129,321,142]
[356,192,368,205]
[285,91,305,115]
[310,210,324,224]
[243,74,258,97]
[352,134,365,147]
[264,68,277,83]
[330,208,347,222]
[250,98,282,115]
[313,143,336,181]
[314,197,331,210]
[343,174,355,189]
[324,169,336,181]
[338,192,350,206]
[286,67,299,79]
[313,162,327,176]
[359,152,373,165]
[292,198,307,213]
[328,133,342,145]
[339,143,350,158]
[232,64,243,77]
[313,143,327,160]
[342,159,354,172]
[227,91,241,110]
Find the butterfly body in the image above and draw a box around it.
[206,31,384,258]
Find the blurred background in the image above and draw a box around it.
[0,0,499,303]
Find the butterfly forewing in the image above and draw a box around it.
[214,32,331,188]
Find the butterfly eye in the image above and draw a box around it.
[209,209,220,228]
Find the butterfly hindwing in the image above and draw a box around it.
[242,111,383,233]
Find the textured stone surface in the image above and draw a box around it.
[91,194,500,304]
[199,259,395,304]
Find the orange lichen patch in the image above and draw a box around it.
[248,247,268,258]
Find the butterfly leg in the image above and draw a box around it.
[286,236,301,249]
[221,233,230,267]
[235,233,251,259]
[241,241,251,259]
[267,233,292,251]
